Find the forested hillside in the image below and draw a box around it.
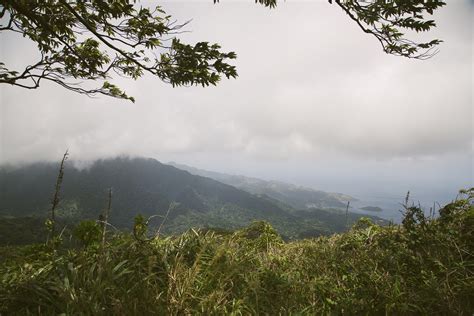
[168,162,355,209]
[0,157,385,242]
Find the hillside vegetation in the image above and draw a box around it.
[1,189,472,315]
[168,162,355,209]
[0,157,385,240]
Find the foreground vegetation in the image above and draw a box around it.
[1,189,473,315]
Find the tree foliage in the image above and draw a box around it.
[0,0,237,102]
[330,0,446,59]
[235,0,446,59]
[1,0,446,101]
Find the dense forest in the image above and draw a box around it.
[0,157,386,243]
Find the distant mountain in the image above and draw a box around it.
[0,157,385,241]
[167,162,356,210]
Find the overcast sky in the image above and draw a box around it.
[1,0,473,202]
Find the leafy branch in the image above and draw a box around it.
[221,0,446,59]
[0,0,237,102]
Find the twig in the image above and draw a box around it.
[155,202,178,236]
[345,201,350,230]
[49,149,69,240]
[101,188,112,248]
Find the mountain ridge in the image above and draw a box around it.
[167,161,357,210]
[0,157,386,240]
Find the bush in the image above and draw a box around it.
[1,190,473,314]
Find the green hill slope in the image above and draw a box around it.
[168,161,356,209]
[0,157,385,241]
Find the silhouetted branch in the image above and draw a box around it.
[48,150,69,240]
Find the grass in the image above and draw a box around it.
[0,189,473,315]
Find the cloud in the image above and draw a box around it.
[0,1,472,196]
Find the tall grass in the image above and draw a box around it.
[1,189,473,315]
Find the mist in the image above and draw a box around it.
[1,1,472,207]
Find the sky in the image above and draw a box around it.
[1,0,473,205]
